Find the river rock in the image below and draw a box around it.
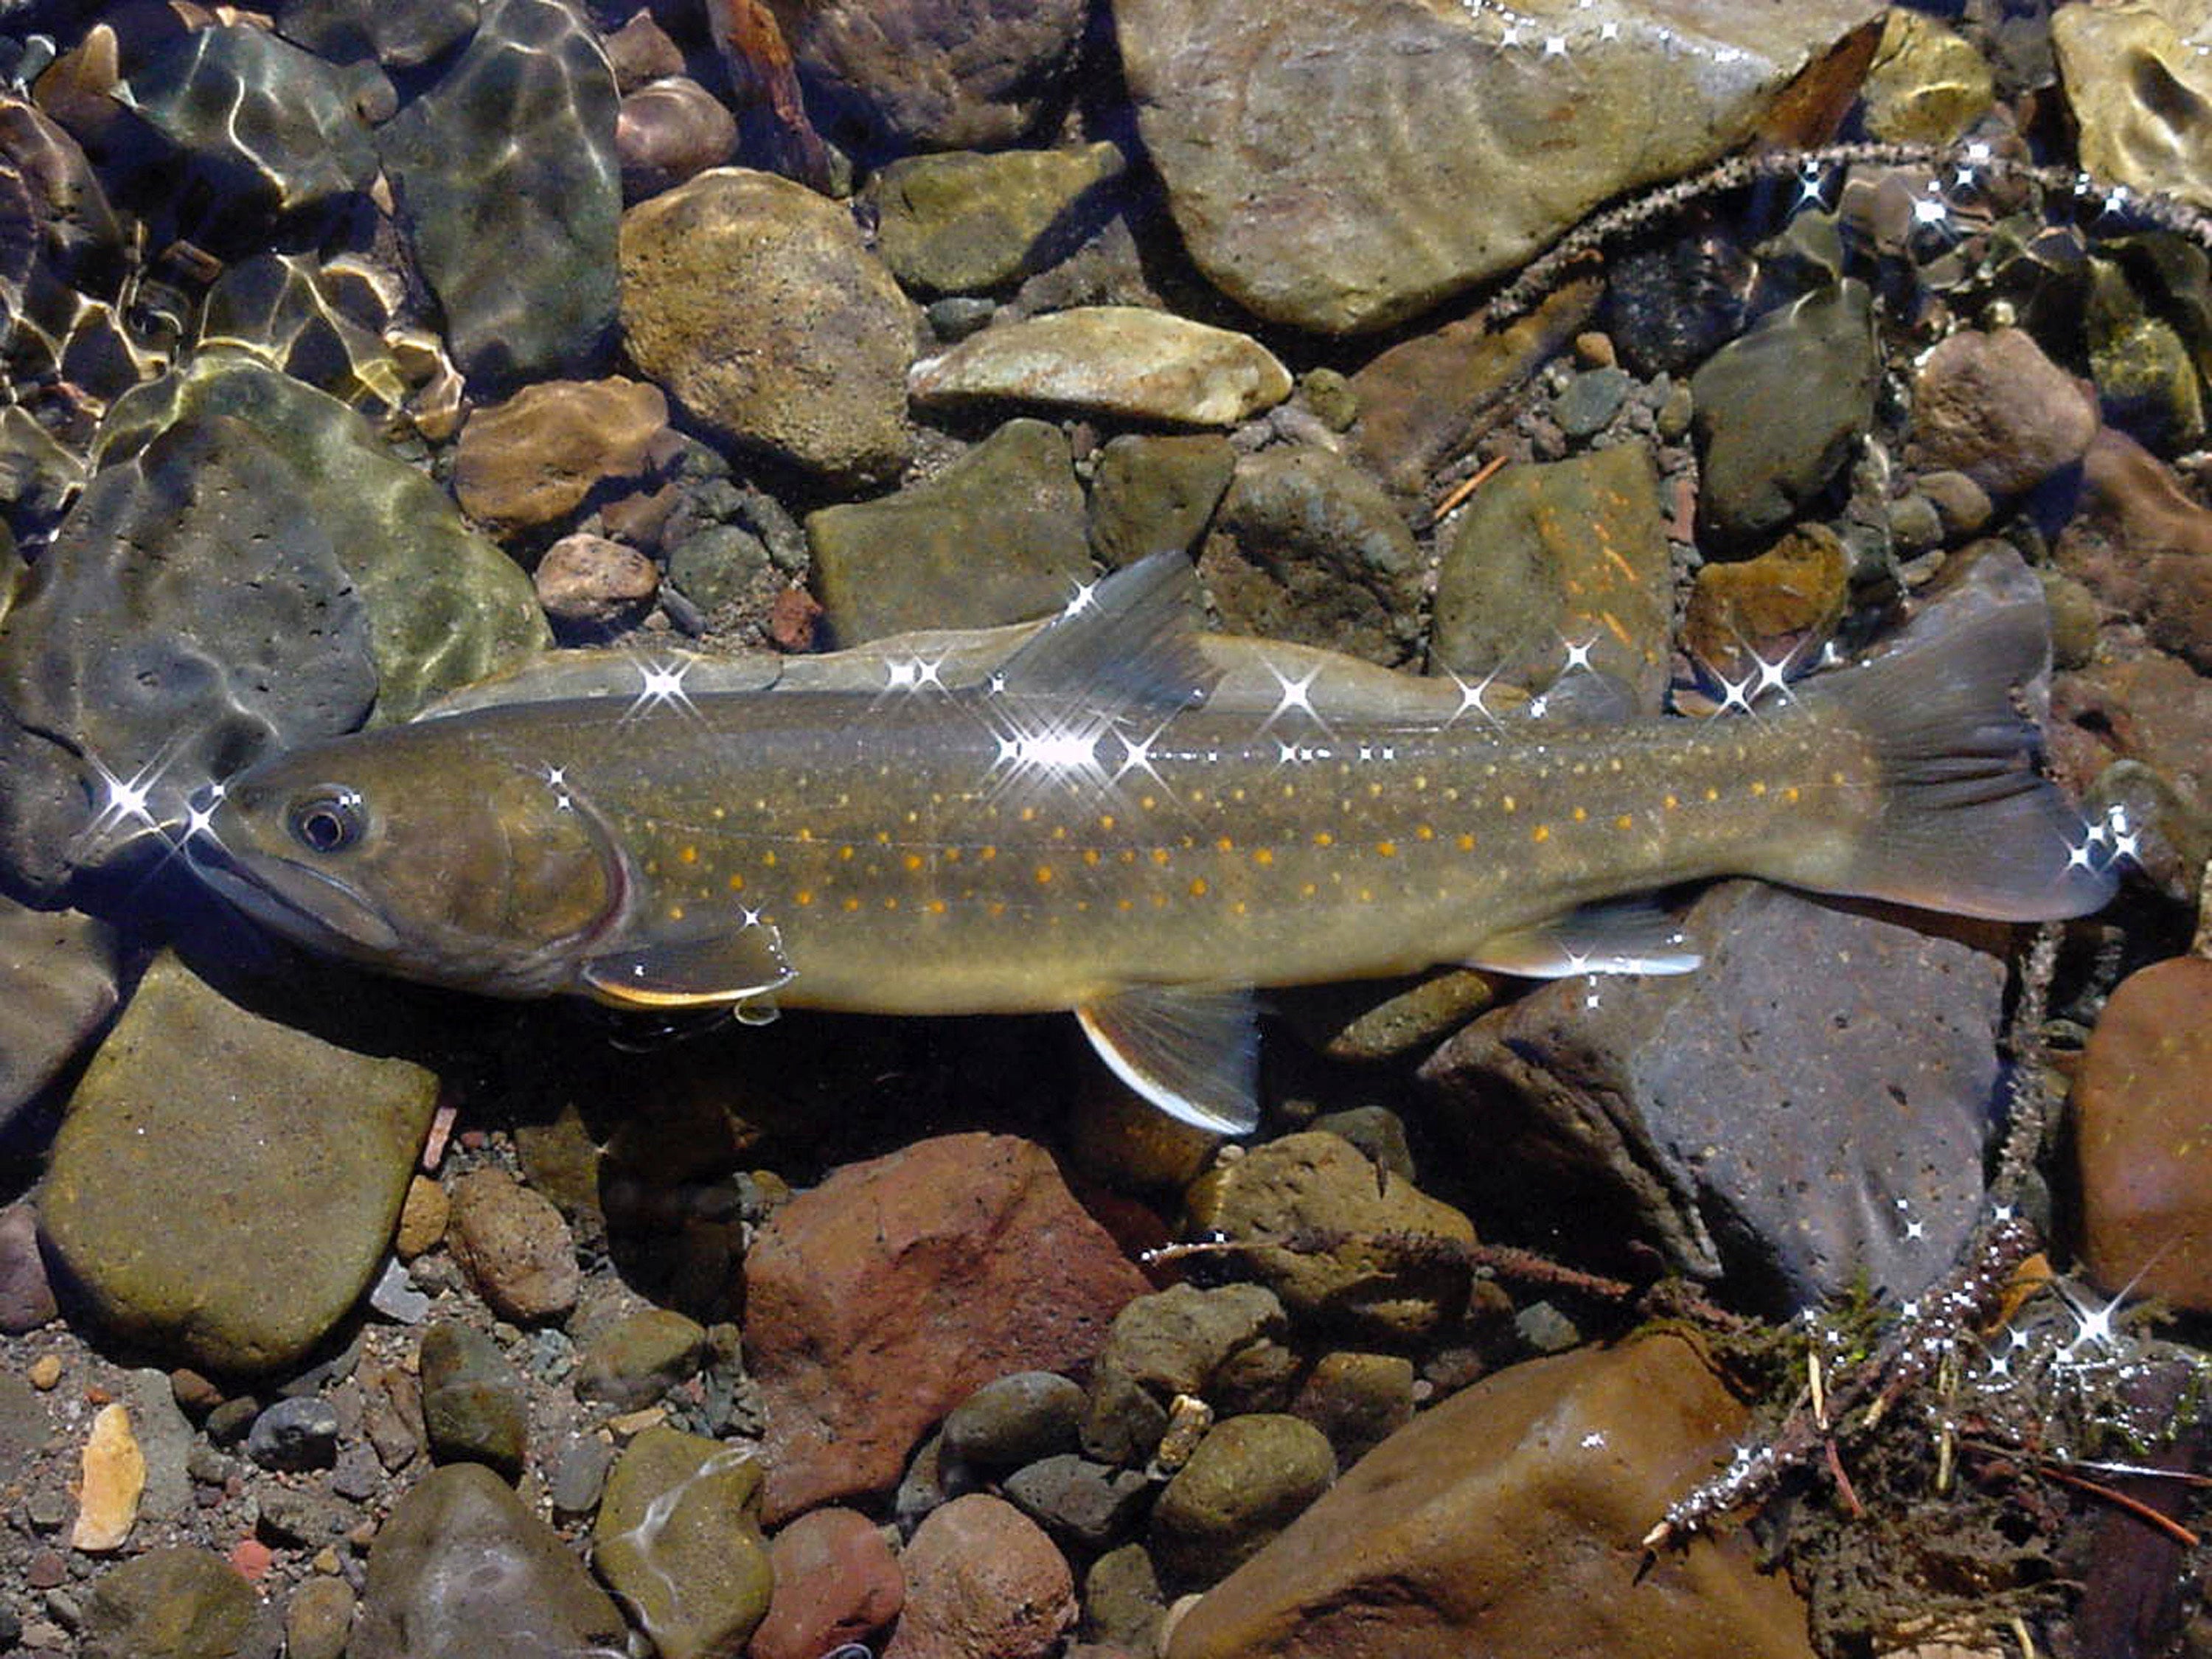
[0,412,377,895]
[118,1368,193,1520]
[122,24,376,237]
[246,1397,340,1472]
[80,1545,272,1659]
[2056,429,2212,675]
[1290,1350,1416,1468]
[1682,523,1851,686]
[39,951,439,1373]
[446,1168,581,1324]
[198,254,409,411]
[2054,1,2212,214]
[2086,254,2205,454]
[0,1201,57,1331]
[1691,281,1879,543]
[94,348,549,723]
[594,1425,773,1659]
[352,1462,627,1659]
[533,533,660,632]
[1431,439,1674,704]
[1860,10,1994,146]
[751,1506,904,1659]
[453,377,670,535]
[1152,1413,1335,1586]
[885,1492,1076,1659]
[1197,445,1424,667]
[2075,956,2212,1310]
[574,1306,709,1409]
[1912,325,2100,499]
[807,417,1090,644]
[617,76,737,201]
[1081,1283,1296,1467]
[420,1321,530,1475]
[942,1370,1087,1472]
[1088,433,1235,567]
[745,1131,1148,1520]
[72,1401,144,1550]
[1421,882,2006,1309]
[871,143,1127,295]
[278,0,479,69]
[1114,0,1881,333]
[775,0,1088,155]
[621,166,914,480]
[284,1576,356,1659]
[911,305,1291,426]
[1184,1131,1476,1340]
[1004,1453,1152,1551]
[1165,1333,1815,1659]
[0,897,118,1127]
[379,0,620,387]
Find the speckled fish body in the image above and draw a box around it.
[189,554,2115,1130]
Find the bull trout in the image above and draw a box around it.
[187,553,2113,1131]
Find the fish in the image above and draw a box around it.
[185,552,2115,1133]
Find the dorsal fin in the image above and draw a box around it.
[995,552,1215,711]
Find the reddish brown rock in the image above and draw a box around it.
[2056,428,2212,675]
[1912,325,2098,498]
[745,1133,1147,1520]
[2076,957,2212,1310]
[453,378,671,535]
[1166,1333,1815,1659]
[2054,650,2212,817]
[445,1168,581,1325]
[883,1494,1075,1659]
[750,1506,904,1659]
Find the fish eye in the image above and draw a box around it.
[286,787,366,855]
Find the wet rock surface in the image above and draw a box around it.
[1166,1334,1816,1659]
[745,1133,1149,1520]
[620,166,914,480]
[886,1492,1077,1659]
[38,953,438,1373]
[1423,883,2008,1308]
[592,1425,773,1659]
[379,0,621,388]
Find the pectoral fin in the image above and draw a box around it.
[1464,900,1701,978]
[1076,984,1260,1135]
[580,922,796,1009]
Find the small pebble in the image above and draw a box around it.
[246,1397,341,1472]
[29,1353,62,1389]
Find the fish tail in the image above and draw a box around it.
[1782,599,2115,921]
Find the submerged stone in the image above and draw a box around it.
[869,143,1127,296]
[0,896,119,1127]
[39,952,439,1373]
[379,0,620,387]
[594,1427,773,1659]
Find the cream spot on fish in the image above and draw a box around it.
[1083,848,1102,867]
[1830,770,1848,787]
[1119,849,1136,865]
[1231,900,1248,915]
[875,830,891,845]
[1099,813,1116,831]
[1704,786,1719,802]
[1358,887,1374,902]
[797,827,813,843]
[1367,781,1383,798]
[1413,774,1427,791]
[667,905,684,922]
[1502,796,1517,813]
[1281,784,1295,799]
[1301,881,1318,897]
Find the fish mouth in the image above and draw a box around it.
[184,835,406,958]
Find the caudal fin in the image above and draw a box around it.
[1793,599,2115,921]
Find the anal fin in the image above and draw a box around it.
[580,922,795,1009]
[1464,900,1701,978]
[1076,984,1260,1135]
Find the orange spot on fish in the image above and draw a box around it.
[727,873,745,891]
[794,888,813,905]
[1189,877,1208,897]
[1532,824,1551,843]
[1314,830,1335,847]
[1253,848,1273,867]
[680,845,698,864]
[1035,865,1055,885]
[1456,832,1475,852]
[1375,840,1397,858]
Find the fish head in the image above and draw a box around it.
[187,726,627,998]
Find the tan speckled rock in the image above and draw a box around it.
[71,1402,144,1551]
[453,377,669,535]
[620,167,915,481]
[446,1168,581,1324]
[884,1494,1075,1659]
[1913,327,2099,498]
